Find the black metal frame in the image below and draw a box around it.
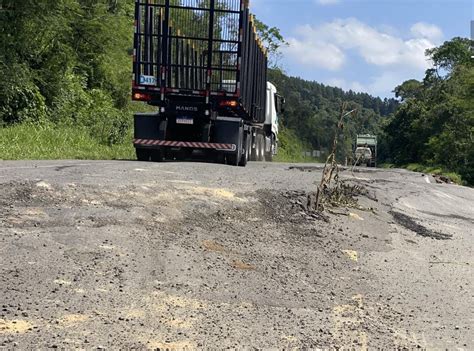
[132,0,267,123]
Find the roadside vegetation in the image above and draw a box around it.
[268,69,399,163]
[1,0,136,152]
[404,164,463,185]
[381,38,473,185]
[270,38,472,185]
[0,122,134,161]
[273,127,320,163]
[0,2,471,184]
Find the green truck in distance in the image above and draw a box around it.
[355,134,377,167]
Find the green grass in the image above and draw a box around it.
[274,152,320,163]
[0,123,135,160]
[274,127,322,163]
[379,163,396,169]
[405,163,463,185]
[1,122,322,164]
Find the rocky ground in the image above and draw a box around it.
[0,160,472,349]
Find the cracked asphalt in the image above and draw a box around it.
[0,160,473,349]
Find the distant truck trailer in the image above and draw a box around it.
[355,134,377,167]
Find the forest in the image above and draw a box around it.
[0,1,472,183]
[268,69,399,161]
[383,38,473,184]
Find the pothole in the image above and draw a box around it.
[390,211,453,240]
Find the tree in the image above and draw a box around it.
[394,79,423,101]
[253,18,287,68]
[383,37,473,184]
[426,37,472,76]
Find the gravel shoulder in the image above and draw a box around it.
[0,160,473,349]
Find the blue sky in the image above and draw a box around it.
[250,0,473,98]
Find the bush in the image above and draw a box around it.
[78,89,131,146]
[0,63,48,125]
[275,127,315,163]
[51,74,132,146]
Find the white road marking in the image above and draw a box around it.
[433,190,455,200]
[424,176,431,184]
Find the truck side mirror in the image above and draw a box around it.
[275,94,285,113]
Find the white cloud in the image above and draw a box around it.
[316,0,340,5]
[283,38,345,71]
[410,22,444,42]
[325,71,417,97]
[367,72,408,96]
[284,18,443,72]
[326,78,367,93]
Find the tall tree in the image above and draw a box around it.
[383,37,473,183]
[253,18,287,68]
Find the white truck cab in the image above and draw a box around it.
[265,82,284,159]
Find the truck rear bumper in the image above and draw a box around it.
[133,139,236,152]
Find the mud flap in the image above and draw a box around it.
[213,118,242,154]
[134,113,167,140]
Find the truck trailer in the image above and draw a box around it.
[131,0,284,166]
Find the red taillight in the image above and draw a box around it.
[219,100,238,108]
[132,92,151,101]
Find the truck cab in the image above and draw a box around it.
[265,82,283,160]
[355,146,373,167]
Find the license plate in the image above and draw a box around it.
[176,117,194,125]
[139,75,157,86]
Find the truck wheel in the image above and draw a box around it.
[250,136,257,162]
[265,151,273,162]
[254,135,261,161]
[227,128,244,166]
[173,149,192,161]
[151,149,163,162]
[226,149,242,166]
[136,148,151,162]
[247,134,252,161]
[265,135,275,162]
[238,134,249,167]
[257,134,265,162]
[215,152,226,164]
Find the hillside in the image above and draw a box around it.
[268,69,399,160]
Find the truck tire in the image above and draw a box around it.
[215,152,226,164]
[227,127,244,167]
[257,134,265,162]
[136,148,151,162]
[151,148,163,162]
[238,134,250,167]
[173,149,192,161]
[250,134,257,162]
[226,149,241,166]
[265,151,273,162]
[254,135,260,161]
[265,135,275,162]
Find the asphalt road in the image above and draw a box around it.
[0,160,473,349]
